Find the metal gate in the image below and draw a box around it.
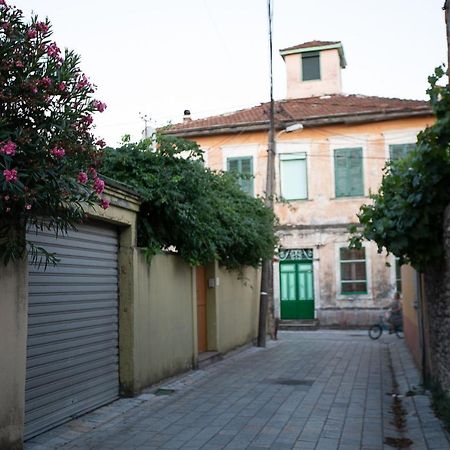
[25,222,119,439]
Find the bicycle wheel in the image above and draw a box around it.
[368,324,383,340]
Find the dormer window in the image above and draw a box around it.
[302,51,320,81]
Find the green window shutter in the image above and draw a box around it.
[389,143,416,160]
[302,51,320,81]
[280,153,307,200]
[334,148,363,197]
[226,156,253,195]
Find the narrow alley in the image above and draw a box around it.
[25,331,450,450]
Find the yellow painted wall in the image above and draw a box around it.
[214,265,260,354]
[133,252,196,392]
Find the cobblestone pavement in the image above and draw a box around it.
[25,331,450,450]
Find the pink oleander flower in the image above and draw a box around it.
[50,147,65,157]
[15,60,24,68]
[25,204,32,210]
[30,83,38,94]
[4,195,9,201]
[0,0,7,6]
[0,140,17,156]
[92,100,107,113]
[100,198,110,209]
[77,171,88,184]
[39,76,52,88]
[76,74,90,89]
[27,28,37,39]
[57,82,66,92]
[93,177,105,194]
[95,139,106,148]
[35,21,49,33]
[83,115,93,125]
[47,42,60,57]
[3,169,17,183]
[88,167,97,178]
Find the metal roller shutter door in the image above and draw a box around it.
[25,222,119,439]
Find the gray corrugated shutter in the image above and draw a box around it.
[25,222,119,439]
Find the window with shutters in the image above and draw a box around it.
[226,156,253,195]
[389,143,415,161]
[340,247,367,294]
[302,52,320,81]
[334,147,364,197]
[280,153,308,200]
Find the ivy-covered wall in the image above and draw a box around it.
[424,203,450,394]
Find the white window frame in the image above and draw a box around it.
[276,141,311,199]
[335,242,372,300]
[222,144,258,197]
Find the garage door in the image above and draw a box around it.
[25,222,120,439]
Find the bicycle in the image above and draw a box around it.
[368,313,404,340]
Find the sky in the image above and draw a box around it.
[11,0,448,146]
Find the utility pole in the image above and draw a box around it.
[257,0,276,347]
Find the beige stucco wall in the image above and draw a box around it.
[210,263,260,354]
[192,116,433,326]
[133,252,195,392]
[284,48,342,98]
[0,258,28,450]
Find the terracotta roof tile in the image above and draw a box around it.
[280,40,341,53]
[166,94,431,135]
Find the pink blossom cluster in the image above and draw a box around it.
[0,140,16,156]
[50,147,65,157]
[92,100,107,113]
[39,77,52,88]
[35,21,49,33]
[95,139,106,149]
[3,169,17,183]
[77,171,88,184]
[94,177,105,194]
[76,74,91,90]
[0,0,7,6]
[100,198,110,209]
[27,28,37,39]
[46,42,60,58]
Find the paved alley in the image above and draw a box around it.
[25,331,450,450]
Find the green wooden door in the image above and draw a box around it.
[280,261,314,319]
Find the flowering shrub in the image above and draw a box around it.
[0,2,109,264]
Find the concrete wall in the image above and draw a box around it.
[203,262,260,354]
[0,259,28,450]
[133,252,196,392]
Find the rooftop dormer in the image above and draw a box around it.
[280,40,346,99]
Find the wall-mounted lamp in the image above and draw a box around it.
[284,123,304,133]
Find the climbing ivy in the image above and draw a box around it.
[101,134,277,270]
[349,67,450,271]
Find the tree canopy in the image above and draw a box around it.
[350,67,450,271]
[101,134,277,270]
